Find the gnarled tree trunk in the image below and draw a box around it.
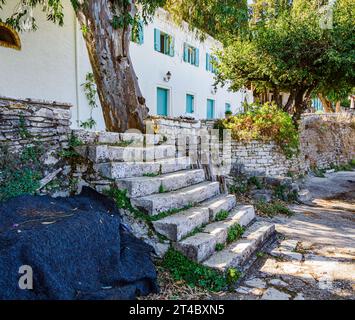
[318,93,335,113]
[74,0,148,133]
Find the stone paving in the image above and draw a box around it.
[213,171,355,300]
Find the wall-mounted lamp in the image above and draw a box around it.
[211,86,217,95]
[164,71,172,82]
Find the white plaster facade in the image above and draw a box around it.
[0,1,252,130]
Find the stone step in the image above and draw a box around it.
[97,132,164,145]
[174,205,255,262]
[84,144,176,163]
[152,195,239,241]
[131,181,220,216]
[201,194,237,220]
[152,207,210,241]
[95,156,191,179]
[116,169,206,198]
[202,221,275,272]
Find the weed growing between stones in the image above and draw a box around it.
[227,224,245,243]
[58,133,83,159]
[0,119,44,201]
[214,210,229,221]
[255,200,294,217]
[161,248,233,292]
[215,243,225,251]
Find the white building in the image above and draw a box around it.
[0,1,251,130]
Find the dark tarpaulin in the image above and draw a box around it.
[0,187,158,300]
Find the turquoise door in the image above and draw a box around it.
[157,87,168,116]
[207,99,215,119]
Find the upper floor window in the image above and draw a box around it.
[186,94,195,114]
[0,22,21,50]
[154,29,174,57]
[131,20,144,45]
[183,43,199,66]
[206,53,217,74]
[225,103,231,113]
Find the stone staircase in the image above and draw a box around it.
[77,133,276,273]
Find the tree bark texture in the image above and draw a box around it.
[75,0,148,133]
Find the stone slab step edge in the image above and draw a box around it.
[95,156,191,179]
[131,181,221,216]
[116,169,206,198]
[151,195,238,241]
[202,220,276,272]
[174,205,256,262]
[81,144,176,163]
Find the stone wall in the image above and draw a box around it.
[0,97,72,196]
[299,113,355,170]
[148,114,355,177]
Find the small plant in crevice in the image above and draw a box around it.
[226,268,241,285]
[0,145,43,202]
[310,165,326,178]
[143,172,159,177]
[80,72,98,129]
[58,133,83,159]
[215,243,225,251]
[215,210,229,222]
[159,183,166,194]
[18,114,31,139]
[247,176,263,189]
[255,200,293,217]
[227,223,245,243]
[161,248,230,292]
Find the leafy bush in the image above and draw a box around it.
[214,103,299,158]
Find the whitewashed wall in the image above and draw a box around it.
[0,2,252,131]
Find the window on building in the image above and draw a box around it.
[183,43,199,66]
[207,99,215,119]
[186,94,195,113]
[206,53,217,73]
[154,29,174,56]
[225,103,231,113]
[0,22,21,50]
[131,20,144,45]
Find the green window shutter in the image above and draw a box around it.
[225,103,231,112]
[168,35,175,57]
[154,29,160,51]
[195,48,199,67]
[186,94,194,113]
[183,43,188,62]
[206,53,210,71]
[138,20,144,45]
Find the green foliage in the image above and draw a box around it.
[248,176,263,189]
[161,248,230,291]
[58,133,83,159]
[0,145,43,202]
[227,223,244,243]
[215,103,300,158]
[80,72,98,130]
[215,243,225,251]
[216,0,355,117]
[274,184,298,202]
[215,210,229,222]
[330,162,353,172]
[105,188,132,210]
[143,172,159,177]
[18,114,31,139]
[350,159,355,168]
[311,166,326,178]
[226,268,241,285]
[228,176,248,195]
[255,200,294,217]
[159,183,165,193]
